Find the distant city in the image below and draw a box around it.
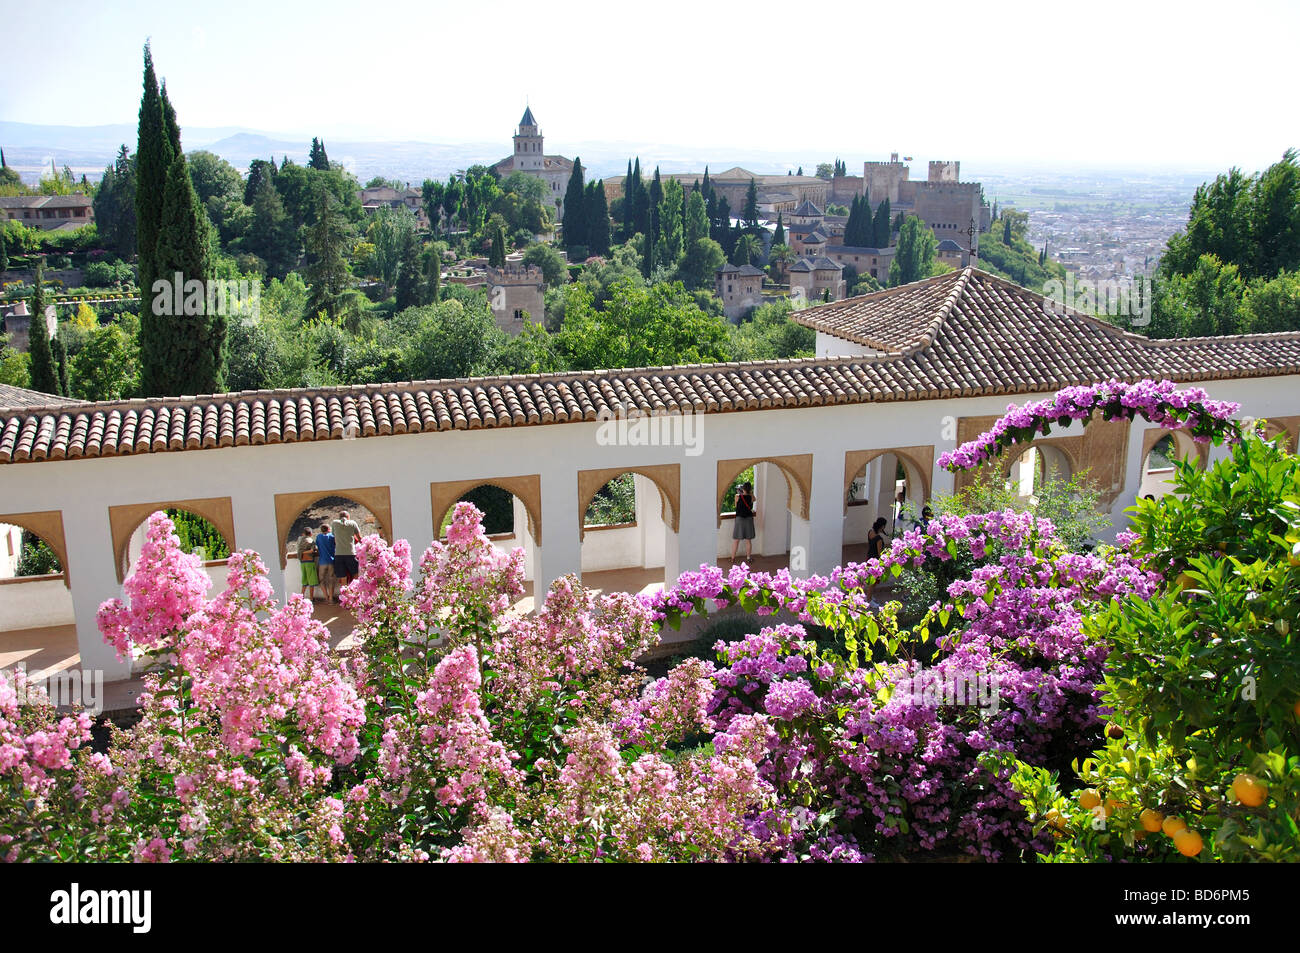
[0,119,1204,283]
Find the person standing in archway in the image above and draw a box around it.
[297,528,321,602]
[332,511,363,590]
[866,516,890,603]
[315,523,337,605]
[730,481,757,562]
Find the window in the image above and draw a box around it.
[513,309,525,322]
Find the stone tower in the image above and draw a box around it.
[487,263,546,334]
[512,106,544,174]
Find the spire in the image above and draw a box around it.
[519,105,537,129]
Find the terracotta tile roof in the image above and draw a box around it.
[0,384,85,410]
[2,268,1298,465]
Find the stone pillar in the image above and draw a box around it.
[794,451,847,578]
[387,475,434,588]
[535,473,581,601]
[755,462,790,557]
[62,514,131,682]
[665,455,716,586]
[230,491,291,602]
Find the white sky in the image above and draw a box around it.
[1,0,1295,171]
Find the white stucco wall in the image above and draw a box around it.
[1,372,1296,679]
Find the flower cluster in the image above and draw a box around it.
[937,379,1240,472]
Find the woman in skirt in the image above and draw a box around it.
[730,481,757,561]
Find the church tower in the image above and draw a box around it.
[513,106,544,173]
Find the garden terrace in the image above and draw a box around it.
[0,268,1298,684]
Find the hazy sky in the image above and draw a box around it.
[2,0,1296,172]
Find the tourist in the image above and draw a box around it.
[916,505,934,530]
[730,482,757,562]
[332,510,363,588]
[866,516,890,602]
[315,523,337,605]
[297,528,320,601]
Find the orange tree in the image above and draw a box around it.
[993,426,1300,861]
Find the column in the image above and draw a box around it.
[665,456,717,586]
[535,473,581,601]
[62,513,132,683]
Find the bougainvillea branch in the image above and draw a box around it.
[936,379,1241,473]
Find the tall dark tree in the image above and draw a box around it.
[621,160,635,242]
[1003,217,1012,245]
[27,262,60,396]
[488,222,507,267]
[421,244,441,306]
[53,336,70,397]
[649,167,663,249]
[701,166,712,204]
[145,152,222,396]
[587,180,611,257]
[772,212,784,247]
[160,81,182,158]
[873,198,892,247]
[135,42,174,316]
[562,157,587,250]
[308,137,330,171]
[244,158,277,205]
[0,229,8,275]
[395,228,423,310]
[714,195,732,245]
[304,189,353,322]
[94,145,137,259]
[742,178,759,228]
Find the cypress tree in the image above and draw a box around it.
[135,42,173,325]
[743,178,759,227]
[147,153,220,396]
[309,137,330,171]
[702,166,711,203]
[488,223,507,267]
[0,229,7,275]
[649,167,662,249]
[396,229,424,309]
[304,188,351,321]
[53,336,70,397]
[422,245,441,305]
[845,196,861,246]
[1003,217,1012,245]
[587,180,610,257]
[630,157,647,238]
[160,80,182,158]
[27,261,60,396]
[622,160,634,242]
[562,157,586,250]
[873,198,891,247]
[773,211,784,247]
[714,196,731,245]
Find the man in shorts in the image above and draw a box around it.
[331,510,363,589]
[315,523,337,605]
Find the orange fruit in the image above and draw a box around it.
[1140,808,1164,832]
[1232,773,1268,807]
[1173,828,1203,857]
[1045,809,1066,831]
[1103,798,1125,817]
[1079,789,1102,810]
[1162,816,1187,837]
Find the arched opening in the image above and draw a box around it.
[714,456,812,571]
[579,469,676,595]
[1005,443,1072,503]
[124,507,235,584]
[842,450,931,565]
[1138,430,1202,501]
[0,515,77,685]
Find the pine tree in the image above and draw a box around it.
[147,152,221,396]
[772,212,784,247]
[27,261,60,396]
[587,180,611,257]
[562,157,586,250]
[135,42,174,321]
[308,137,330,171]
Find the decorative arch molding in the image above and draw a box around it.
[716,454,812,527]
[272,486,392,569]
[1259,415,1300,453]
[1141,427,1209,470]
[110,497,236,583]
[431,475,542,545]
[578,465,680,540]
[842,445,935,514]
[0,510,70,588]
[953,414,1132,505]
